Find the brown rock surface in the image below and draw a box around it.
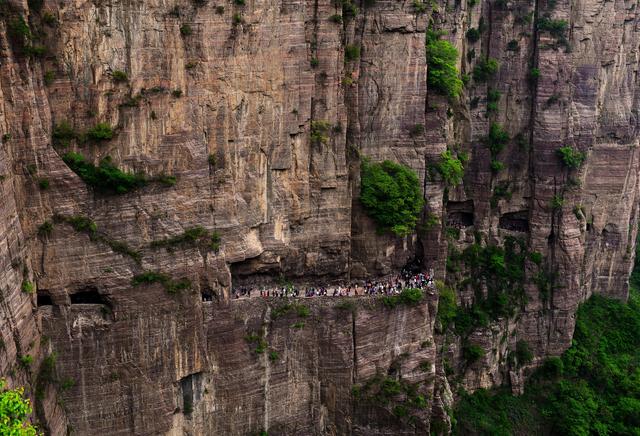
[0,0,639,433]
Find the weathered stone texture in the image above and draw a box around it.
[1,0,640,433]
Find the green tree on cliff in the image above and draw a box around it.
[360,159,424,236]
[426,31,463,98]
[0,379,39,435]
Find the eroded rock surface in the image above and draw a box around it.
[0,0,639,433]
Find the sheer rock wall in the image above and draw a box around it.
[0,0,639,433]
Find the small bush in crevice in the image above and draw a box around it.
[63,152,147,195]
[38,221,53,237]
[151,226,221,252]
[180,24,192,36]
[556,146,586,169]
[86,123,114,141]
[344,44,360,62]
[111,70,128,83]
[466,28,480,43]
[473,57,499,82]
[131,271,191,294]
[21,281,35,294]
[381,288,424,308]
[435,150,465,186]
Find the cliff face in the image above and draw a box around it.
[0,0,639,433]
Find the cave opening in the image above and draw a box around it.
[180,372,203,416]
[498,211,529,233]
[37,291,53,306]
[70,287,108,305]
[446,200,475,228]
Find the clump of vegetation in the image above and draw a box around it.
[310,120,331,144]
[435,150,464,186]
[487,88,501,113]
[245,332,268,354]
[482,122,509,158]
[506,39,519,51]
[38,178,49,190]
[465,28,480,43]
[426,31,463,98]
[131,271,191,294]
[0,379,39,435]
[412,0,427,13]
[537,16,568,38]
[360,159,424,236]
[436,282,457,331]
[381,288,423,308]
[180,24,193,36]
[473,57,499,82]
[172,89,183,98]
[453,279,640,436]
[556,146,586,169]
[43,71,55,86]
[342,1,359,19]
[271,302,310,319]
[86,123,114,141]
[410,123,425,137]
[353,374,429,426]
[462,343,485,363]
[52,121,76,147]
[329,14,343,23]
[62,152,147,195]
[515,340,533,365]
[151,226,221,252]
[345,44,360,62]
[111,70,128,83]
[447,236,529,335]
[38,221,53,237]
[21,281,35,294]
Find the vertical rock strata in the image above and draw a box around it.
[0,0,639,433]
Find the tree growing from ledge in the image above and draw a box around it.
[360,159,424,236]
[0,379,39,435]
[426,30,463,98]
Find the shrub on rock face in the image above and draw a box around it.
[360,159,424,236]
[0,379,39,435]
[426,31,463,98]
[436,150,464,186]
[556,146,585,169]
[86,123,114,141]
[473,57,499,82]
[62,152,147,195]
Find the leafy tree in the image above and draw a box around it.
[473,57,499,82]
[0,379,38,435]
[426,32,463,98]
[482,123,509,157]
[436,150,464,186]
[556,146,586,169]
[360,159,424,236]
[63,152,147,194]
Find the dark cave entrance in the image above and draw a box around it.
[37,291,53,306]
[498,211,529,233]
[446,200,475,228]
[70,287,109,305]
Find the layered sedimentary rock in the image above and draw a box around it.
[0,0,639,433]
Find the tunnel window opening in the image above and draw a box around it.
[70,287,108,305]
[446,200,475,228]
[201,291,214,302]
[498,211,529,233]
[180,372,203,416]
[37,291,53,306]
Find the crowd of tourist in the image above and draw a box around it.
[230,268,436,300]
